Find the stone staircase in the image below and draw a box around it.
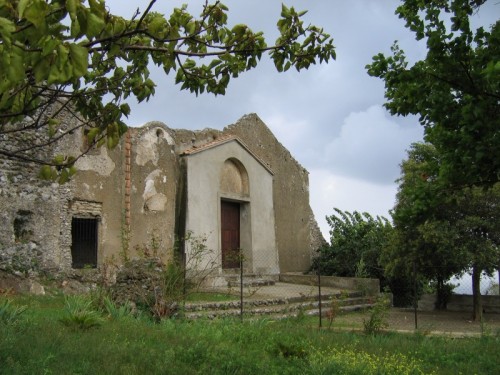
[183,291,375,320]
[223,274,278,288]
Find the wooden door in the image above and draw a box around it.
[221,201,240,269]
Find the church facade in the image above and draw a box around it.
[0,114,324,284]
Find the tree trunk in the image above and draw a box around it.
[471,264,482,321]
[436,276,445,310]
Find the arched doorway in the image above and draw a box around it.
[220,158,250,269]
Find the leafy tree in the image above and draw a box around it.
[449,184,500,319]
[384,143,467,309]
[387,142,500,319]
[0,0,335,182]
[311,209,418,304]
[366,0,499,188]
[313,209,392,279]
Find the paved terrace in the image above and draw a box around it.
[222,281,344,301]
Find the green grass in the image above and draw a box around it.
[1,295,499,375]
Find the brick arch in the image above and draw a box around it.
[220,158,249,196]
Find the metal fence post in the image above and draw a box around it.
[318,264,322,328]
[413,259,418,330]
[240,251,243,322]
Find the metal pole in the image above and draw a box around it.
[413,260,418,330]
[318,264,322,329]
[240,251,243,322]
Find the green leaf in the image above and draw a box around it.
[47,118,60,137]
[7,51,24,83]
[39,165,53,180]
[86,12,105,37]
[149,15,167,37]
[69,44,89,77]
[23,0,48,29]
[53,155,65,165]
[86,128,100,143]
[66,0,78,20]
[120,103,131,116]
[33,57,51,82]
[0,17,15,46]
[17,0,29,18]
[58,168,70,184]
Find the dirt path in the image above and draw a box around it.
[332,308,500,336]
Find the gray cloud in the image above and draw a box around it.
[324,105,423,185]
[104,0,496,227]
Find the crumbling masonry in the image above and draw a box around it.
[0,113,325,284]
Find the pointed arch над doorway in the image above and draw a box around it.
[221,200,240,269]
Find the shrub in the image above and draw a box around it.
[363,294,390,335]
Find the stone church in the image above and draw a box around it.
[0,114,324,285]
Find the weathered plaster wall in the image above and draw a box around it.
[127,123,178,260]
[67,122,179,265]
[69,140,123,267]
[183,140,279,275]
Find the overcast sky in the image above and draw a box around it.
[106,0,497,238]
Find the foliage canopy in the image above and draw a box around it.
[387,142,500,316]
[0,0,335,182]
[313,208,392,280]
[367,0,499,188]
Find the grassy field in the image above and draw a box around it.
[1,295,499,375]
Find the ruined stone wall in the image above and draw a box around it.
[1,112,323,278]
[173,114,325,272]
[224,114,324,272]
[0,109,79,275]
[0,164,66,274]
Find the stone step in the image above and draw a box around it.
[224,275,277,288]
[183,295,375,320]
[184,291,368,312]
[227,278,276,288]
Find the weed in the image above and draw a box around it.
[309,347,435,375]
[269,337,309,359]
[363,294,390,335]
[103,297,133,320]
[480,318,492,338]
[0,298,27,325]
[147,261,186,321]
[59,295,102,330]
[1,295,499,375]
[326,295,342,328]
[326,292,351,328]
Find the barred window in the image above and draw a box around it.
[71,217,98,268]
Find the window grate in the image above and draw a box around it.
[71,217,98,268]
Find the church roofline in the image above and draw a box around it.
[181,135,274,175]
